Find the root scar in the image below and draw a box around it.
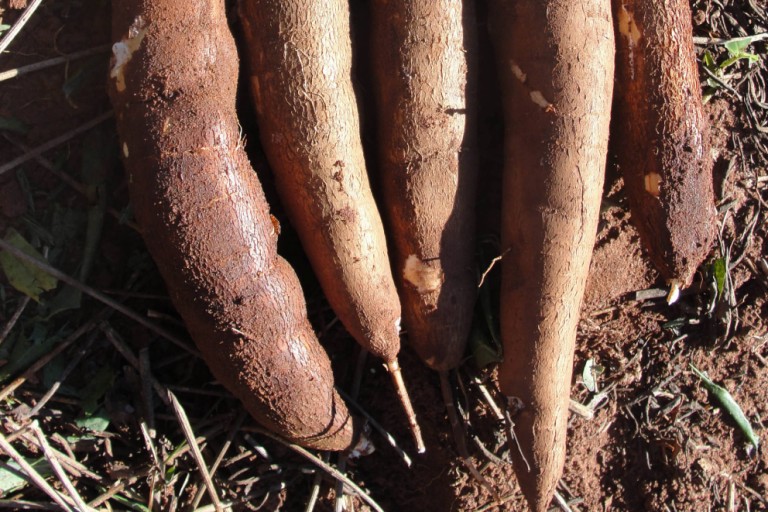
[644,171,662,197]
[509,60,554,111]
[617,5,642,46]
[403,255,443,294]
[110,17,147,93]
[530,90,553,110]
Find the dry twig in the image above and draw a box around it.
[31,422,93,512]
[2,133,141,232]
[23,331,98,419]
[337,388,412,468]
[168,391,225,512]
[101,323,171,406]
[242,425,385,512]
[190,410,247,510]
[0,44,110,81]
[0,316,102,401]
[0,0,43,54]
[0,237,198,356]
[0,296,30,347]
[439,371,499,500]
[0,431,75,511]
[0,111,114,177]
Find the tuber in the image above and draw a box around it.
[108,0,359,451]
[611,0,716,301]
[489,0,614,509]
[370,0,478,373]
[239,0,423,451]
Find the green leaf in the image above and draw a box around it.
[75,409,111,433]
[79,366,115,415]
[44,209,104,321]
[62,56,102,100]
[77,130,112,285]
[50,204,86,248]
[705,78,720,89]
[712,258,727,299]
[0,458,51,495]
[475,246,501,345]
[20,217,55,247]
[80,205,105,280]
[0,329,15,362]
[469,322,502,368]
[723,34,767,57]
[690,364,760,451]
[80,129,113,190]
[0,117,28,135]
[65,434,97,444]
[0,24,10,35]
[720,53,759,70]
[108,493,151,512]
[0,228,58,302]
[45,285,82,319]
[479,284,500,344]
[42,355,69,390]
[703,50,716,68]
[0,335,57,383]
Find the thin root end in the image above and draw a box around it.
[349,422,375,459]
[666,280,682,305]
[386,359,426,454]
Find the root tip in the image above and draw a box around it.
[666,280,682,304]
[386,359,425,454]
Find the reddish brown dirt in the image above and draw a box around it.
[0,1,765,511]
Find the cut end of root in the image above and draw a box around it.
[348,422,375,459]
[666,280,682,305]
[386,359,425,454]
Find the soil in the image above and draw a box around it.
[0,0,766,511]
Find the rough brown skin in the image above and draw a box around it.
[108,0,357,451]
[239,0,424,452]
[238,0,401,368]
[489,0,614,510]
[370,0,478,372]
[611,0,716,290]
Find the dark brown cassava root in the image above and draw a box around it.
[239,0,423,452]
[370,0,479,373]
[489,0,614,510]
[611,0,716,298]
[108,0,359,451]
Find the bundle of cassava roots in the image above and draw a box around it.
[107,0,715,510]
